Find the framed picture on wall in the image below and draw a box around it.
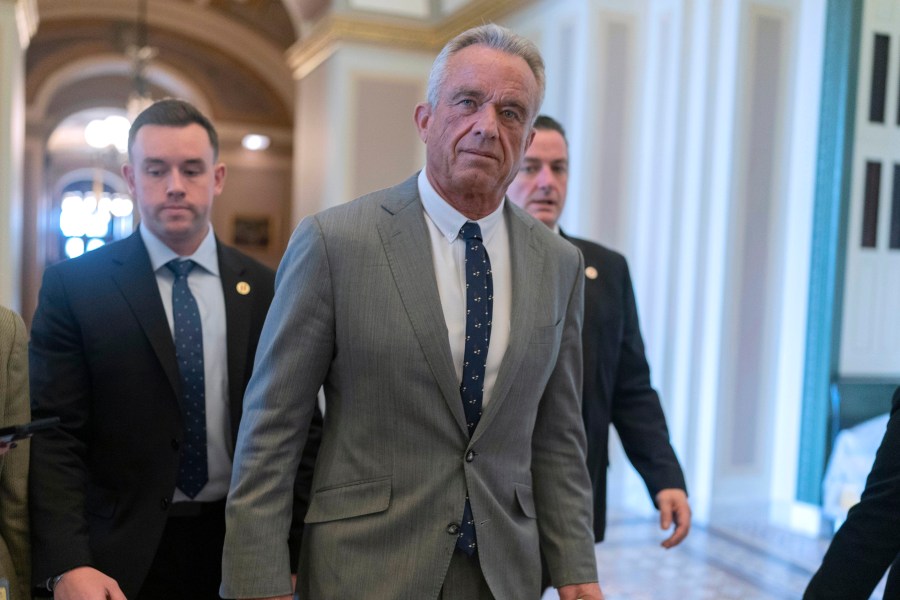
[232,214,270,249]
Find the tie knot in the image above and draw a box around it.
[166,259,196,279]
[459,222,483,242]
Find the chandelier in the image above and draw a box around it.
[126,0,158,120]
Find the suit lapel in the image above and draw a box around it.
[217,241,253,440]
[110,232,181,398]
[376,177,469,436]
[472,203,544,443]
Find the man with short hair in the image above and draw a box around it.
[222,25,603,600]
[507,115,690,563]
[29,99,320,600]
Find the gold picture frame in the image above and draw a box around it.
[232,214,271,249]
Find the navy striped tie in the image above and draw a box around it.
[167,259,208,499]
[456,222,493,556]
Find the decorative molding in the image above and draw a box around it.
[286,0,537,79]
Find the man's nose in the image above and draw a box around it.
[536,164,554,188]
[474,107,499,139]
[167,170,186,194]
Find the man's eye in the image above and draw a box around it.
[521,165,538,174]
[502,109,521,121]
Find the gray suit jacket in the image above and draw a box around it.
[222,174,597,599]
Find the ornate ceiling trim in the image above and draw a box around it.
[286,0,536,80]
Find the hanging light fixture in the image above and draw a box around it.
[126,0,158,121]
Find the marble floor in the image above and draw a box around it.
[541,506,888,600]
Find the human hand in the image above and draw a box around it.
[0,441,16,455]
[557,582,604,599]
[656,488,691,548]
[53,566,126,600]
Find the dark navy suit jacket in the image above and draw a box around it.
[28,230,321,596]
[563,232,686,541]
[805,386,900,599]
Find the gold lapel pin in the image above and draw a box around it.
[236,281,251,295]
[584,266,598,280]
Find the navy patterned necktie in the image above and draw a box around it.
[456,221,493,556]
[166,259,208,499]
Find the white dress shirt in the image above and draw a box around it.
[140,225,231,502]
[417,169,511,407]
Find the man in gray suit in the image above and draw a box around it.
[222,24,603,600]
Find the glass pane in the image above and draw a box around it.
[891,164,900,249]
[863,161,881,248]
[870,34,889,123]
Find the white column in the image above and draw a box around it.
[0,0,36,312]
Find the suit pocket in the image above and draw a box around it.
[85,484,118,519]
[305,475,392,523]
[514,483,536,519]
[530,319,562,345]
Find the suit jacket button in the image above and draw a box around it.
[465,450,475,462]
[160,498,169,510]
[171,439,180,450]
[447,523,459,535]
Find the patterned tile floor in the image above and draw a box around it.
[541,506,888,600]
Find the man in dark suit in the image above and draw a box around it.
[507,115,690,551]
[28,99,319,600]
[804,386,900,599]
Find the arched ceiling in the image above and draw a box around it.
[27,0,301,130]
[177,0,298,48]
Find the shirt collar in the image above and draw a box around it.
[140,224,220,276]
[417,168,505,242]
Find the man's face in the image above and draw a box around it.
[414,44,539,208]
[506,128,568,227]
[123,123,225,254]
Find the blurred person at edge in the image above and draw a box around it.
[805,386,900,600]
[0,305,31,600]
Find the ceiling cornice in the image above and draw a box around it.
[286,0,536,80]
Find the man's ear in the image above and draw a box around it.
[213,163,227,195]
[524,127,536,151]
[414,103,432,143]
[122,163,137,195]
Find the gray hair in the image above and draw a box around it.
[426,23,545,116]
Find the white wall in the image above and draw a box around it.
[294,42,432,224]
[504,0,826,523]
